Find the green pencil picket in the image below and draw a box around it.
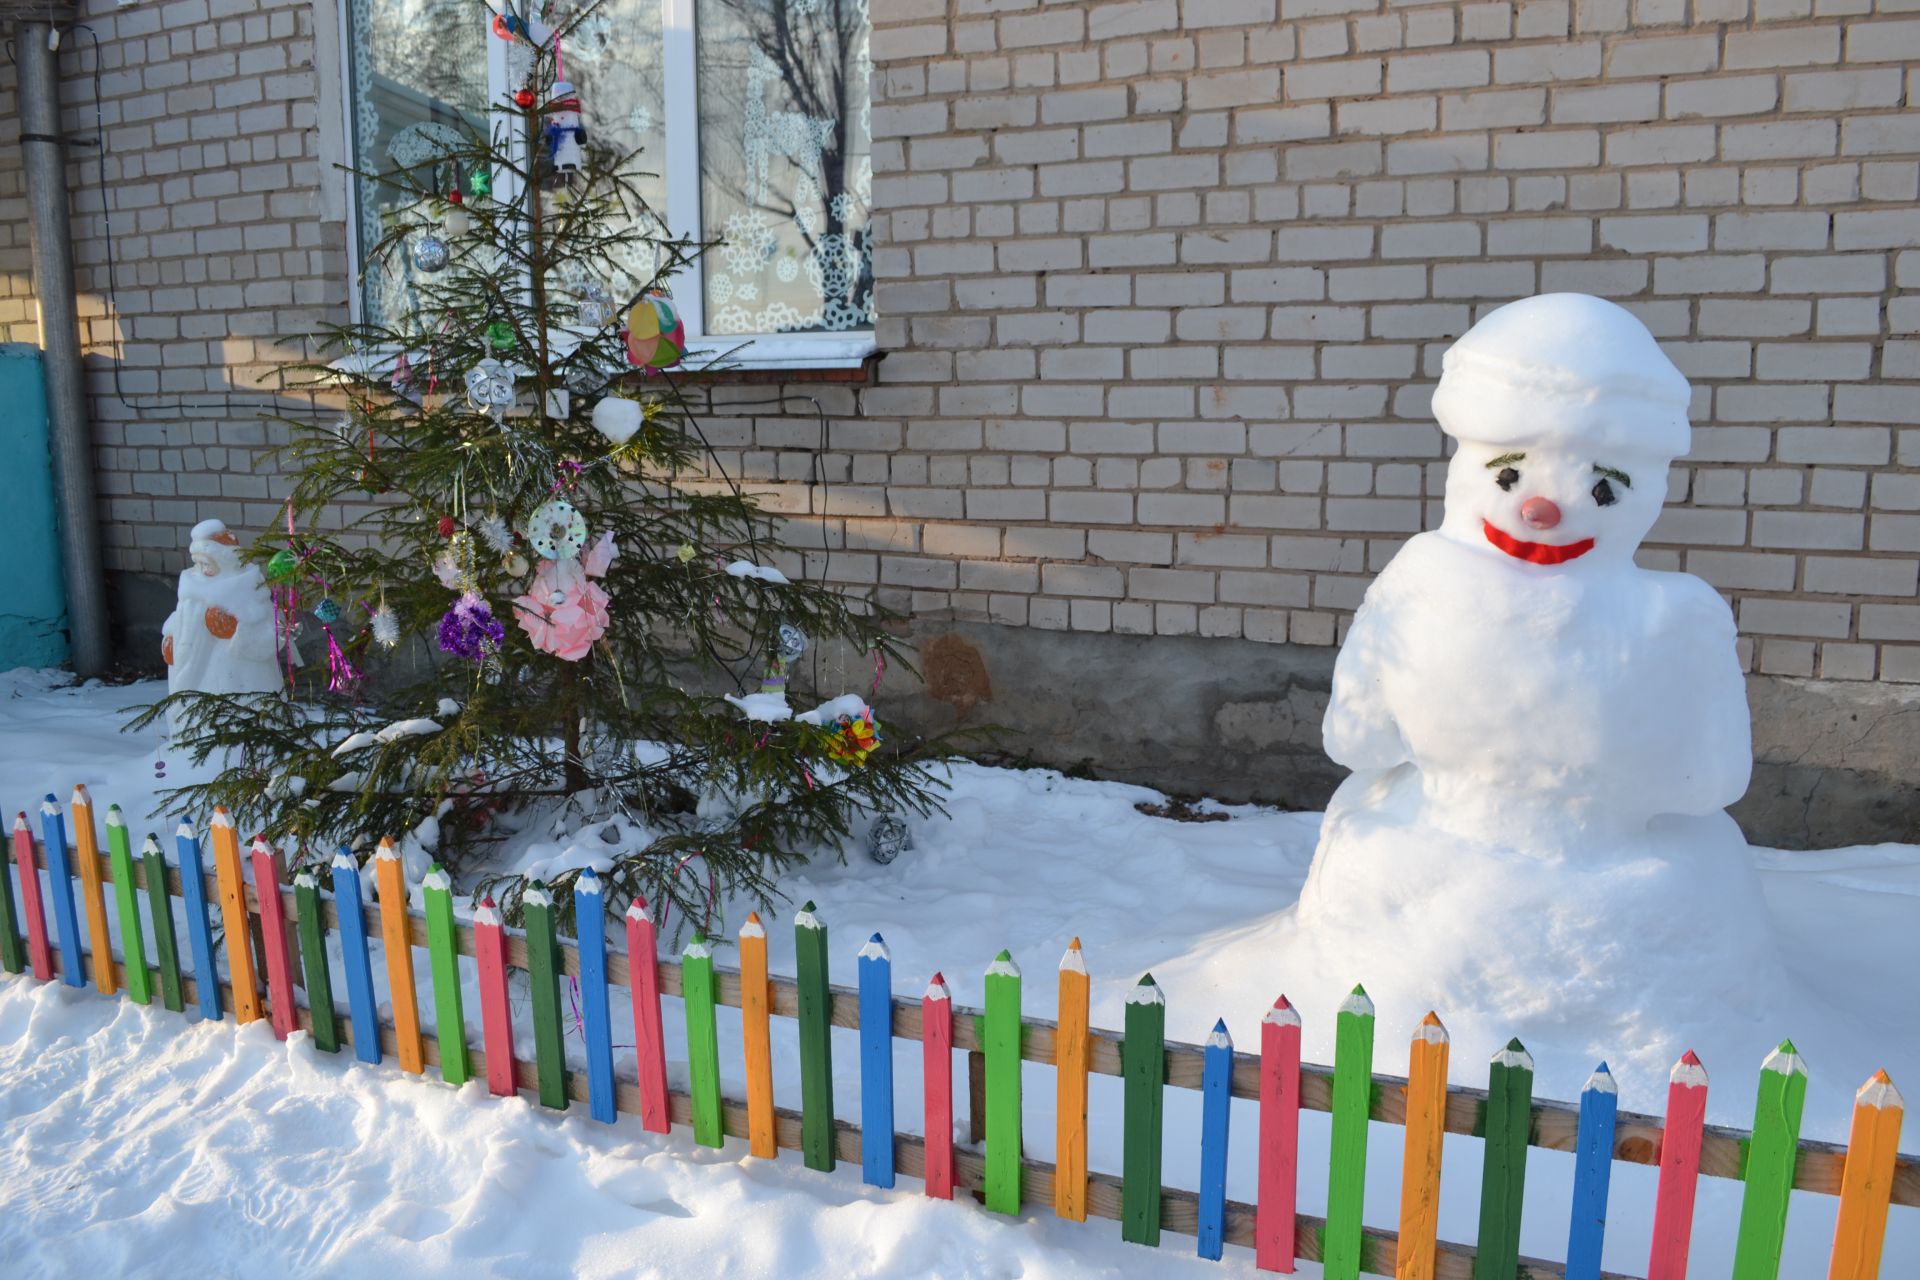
[983,949,1023,1216]
[523,882,569,1110]
[684,933,724,1147]
[0,813,23,975]
[1731,1040,1809,1280]
[1473,1038,1535,1280]
[140,836,184,1012]
[1323,984,1376,1280]
[794,901,835,1172]
[292,869,338,1053]
[1121,972,1166,1247]
[105,806,152,1006]
[422,866,469,1085]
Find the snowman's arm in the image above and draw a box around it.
[1665,576,1754,812]
[1321,620,1410,772]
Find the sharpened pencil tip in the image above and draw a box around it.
[1068,936,1081,950]
[871,931,884,943]
[994,948,1011,961]
[931,970,944,985]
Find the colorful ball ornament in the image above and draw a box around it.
[624,292,686,371]
[411,233,450,274]
[524,498,589,560]
[265,548,299,583]
[313,598,342,625]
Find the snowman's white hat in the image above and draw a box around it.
[1431,293,1692,458]
[189,518,239,547]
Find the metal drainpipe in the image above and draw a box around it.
[18,22,111,677]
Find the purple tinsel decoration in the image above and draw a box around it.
[437,592,505,662]
[324,626,363,694]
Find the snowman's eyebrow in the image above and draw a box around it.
[1484,452,1525,468]
[1592,463,1632,487]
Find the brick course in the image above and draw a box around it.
[0,0,1917,686]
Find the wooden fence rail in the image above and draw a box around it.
[0,793,1913,1280]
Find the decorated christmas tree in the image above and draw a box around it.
[136,3,945,928]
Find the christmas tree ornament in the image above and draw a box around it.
[544,81,586,174]
[265,548,299,583]
[867,813,911,865]
[524,498,589,560]
[504,552,529,578]
[468,168,491,198]
[464,358,517,415]
[313,598,342,625]
[486,319,516,351]
[828,704,881,766]
[323,626,363,695]
[444,200,471,237]
[389,350,415,400]
[370,601,401,648]
[437,515,457,539]
[676,543,697,563]
[447,530,479,589]
[590,395,643,447]
[514,87,536,109]
[624,292,686,371]
[411,233,450,274]
[478,511,514,555]
[576,281,615,329]
[437,591,505,663]
[162,519,283,733]
[513,531,616,661]
[775,622,808,662]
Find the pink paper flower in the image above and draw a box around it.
[513,536,618,661]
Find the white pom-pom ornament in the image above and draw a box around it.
[591,395,643,447]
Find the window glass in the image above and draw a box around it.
[695,0,874,336]
[347,0,488,326]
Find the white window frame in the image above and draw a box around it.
[343,0,877,372]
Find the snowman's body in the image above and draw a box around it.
[162,520,282,732]
[1298,294,1782,1027]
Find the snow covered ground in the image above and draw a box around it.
[0,671,1915,1276]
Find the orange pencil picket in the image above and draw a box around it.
[1397,1012,1450,1280]
[1827,1070,1905,1280]
[739,911,776,1159]
[209,807,261,1022]
[70,786,116,995]
[375,837,425,1073]
[1055,936,1090,1222]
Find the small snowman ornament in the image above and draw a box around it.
[544,81,586,175]
[1295,293,1782,1032]
[160,519,283,733]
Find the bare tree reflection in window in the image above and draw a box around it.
[699,0,874,336]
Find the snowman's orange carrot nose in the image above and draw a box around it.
[1521,496,1561,530]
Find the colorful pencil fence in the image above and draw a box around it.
[3,794,1917,1280]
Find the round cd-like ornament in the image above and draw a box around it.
[464,358,517,411]
[867,813,911,865]
[313,598,342,625]
[525,498,589,560]
[774,622,807,662]
[411,233,450,274]
[576,282,615,329]
[485,319,516,351]
[265,548,299,583]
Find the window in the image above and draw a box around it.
[344,0,874,368]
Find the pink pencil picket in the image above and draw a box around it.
[1647,1049,1709,1280]
[248,838,299,1041]
[626,896,671,1134]
[923,971,954,1200]
[1256,994,1303,1273]
[472,896,517,1098]
[11,813,52,981]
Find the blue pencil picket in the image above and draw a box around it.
[574,867,617,1125]
[1566,1062,1619,1280]
[174,821,221,1020]
[1198,1018,1234,1261]
[331,847,382,1064]
[38,794,86,988]
[858,932,895,1189]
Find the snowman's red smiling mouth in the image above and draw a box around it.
[1483,519,1595,565]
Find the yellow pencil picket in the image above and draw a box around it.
[375,837,425,1074]
[740,911,777,1159]
[1055,936,1090,1222]
[1397,1012,1450,1280]
[70,786,116,995]
[1827,1070,1905,1280]
[209,807,261,1022]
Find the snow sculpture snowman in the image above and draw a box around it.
[1297,294,1781,1026]
[161,519,282,732]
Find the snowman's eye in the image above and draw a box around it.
[1592,478,1617,507]
[1495,467,1519,492]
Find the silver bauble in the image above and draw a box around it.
[411,233,450,274]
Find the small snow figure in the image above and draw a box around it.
[161,519,282,732]
[1298,293,1782,1026]
[544,81,585,175]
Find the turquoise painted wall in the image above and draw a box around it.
[0,345,69,669]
